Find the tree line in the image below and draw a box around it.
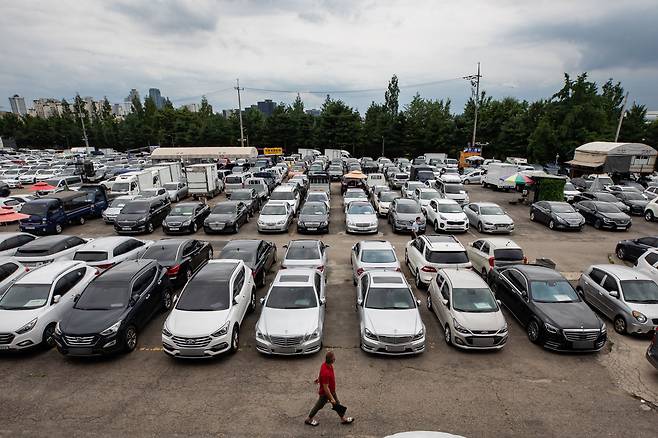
[1,73,657,163]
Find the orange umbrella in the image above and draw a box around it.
[29,181,57,192]
[0,206,29,224]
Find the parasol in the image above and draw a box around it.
[0,206,29,224]
[29,181,57,192]
[503,173,534,185]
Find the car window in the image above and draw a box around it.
[132,267,157,295]
[113,241,131,257]
[182,241,196,258]
[359,274,369,298]
[503,270,527,293]
[0,262,19,282]
[472,240,483,251]
[481,243,490,254]
[314,273,322,298]
[54,267,86,298]
[233,267,245,298]
[645,252,658,266]
[588,268,605,284]
[602,275,618,293]
[441,282,450,301]
[638,237,658,247]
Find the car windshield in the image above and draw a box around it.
[426,250,469,264]
[480,206,505,215]
[444,184,465,194]
[286,245,320,260]
[0,284,51,309]
[395,174,409,180]
[262,205,287,215]
[266,286,317,309]
[122,202,149,214]
[620,280,658,303]
[142,244,179,263]
[361,249,396,263]
[564,183,576,191]
[452,288,498,312]
[365,287,415,309]
[438,204,463,213]
[219,248,256,265]
[270,191,295,201]
[380,192,399,202]
[112,182,130,192]
[348,204,375,214]
[397,203,421,214]
[551,203,575,213]
[110,198,129,208]
[232,166,245,173]
[19,203,48,216]
[624,193,645,201]
[176,280,230,311]
[494,248,524,261]
[140,190,158,197]
[75,281,129,310]
[307,194,327,202]
[421,191,440,200]
[345,191,366,199]
[171,205,195,216]
[301,204,327,215]
[164,183,179,190]
[212,204,236,214]
[225,176,243,184]
[596,193,618,202]
[597,203,620,213]
[73,251,108,262]
[530,280,580,303]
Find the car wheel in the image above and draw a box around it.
[230,325,240,354]
[594,219,602,229]
[526,319,541,344]
[477,222,484,233]
[248,288,257,313]
[147,222,154,233]
[55,224,62,234]
[614,316,627,334]
[191,222,198,233]
[42,323,56,348]
[163,288,173,311]
[530,211,535,221]
[548,220,555,230]
[645,210,654,222]
[124,326,138,352]
[616,247,625,260]
[79,216,86,225]
[463,179,470,185]
[444,325,452,345]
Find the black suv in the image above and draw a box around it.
[228,188,261,217]
[114,198,171,234]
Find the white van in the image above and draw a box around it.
[224,173,248,194]
[366,173,386,191]
[482,163,518,190]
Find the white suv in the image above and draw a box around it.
[0,261,96,350]
[425,198,469,233]
[466,238,526,278]
[412,187,441,213]
[351,240,400,283]
[405,235,471,289]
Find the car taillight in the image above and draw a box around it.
[96,263,114,271]
[317,266,325,272]
[489,257,495,268]
[24,267,30,272]
[356,268,364,276]
[421,266,436,273]
[167,264,181,276]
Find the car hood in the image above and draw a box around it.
[346,213,377,223]
[0,308,43,332]
[453,309,506,331]
[600,211,630,220]
[364,308,421,336]
[258,307,319,337]
[439,212,468,221]
[61,307,126,335]
[165,215,193,223]
[282,259,321,268]
[166,190,179,195]
[535,301,600,329]
[299,214,328,223]
[480,214,513,225]
[625,302,658,319]
[626,200,648,207]
[116,213,147,222]
[206,213,236,222]
[166,308,230,337]
[555,212,584,221]
[259,214,288,223]
[104,207,123,215]
[395,212,424,221]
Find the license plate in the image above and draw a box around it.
[180,348,203,356]
[386,345,405,352]
[69,347,93,356]
[472,337,494,347]
[169,227,179,231]
[277,346,296,354]
[307,227,317,231]
[122,227,131,231]
[572,340,594,350]
[23,226,35,229]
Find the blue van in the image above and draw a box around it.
[19,189,107,235]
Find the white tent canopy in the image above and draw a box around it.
[568,141,656,174]
[151,147,258,161]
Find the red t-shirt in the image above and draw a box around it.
[317,362,336,395]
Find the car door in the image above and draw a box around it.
[314,272,325,332]
[436,275,451,327]
[50,267,87,320]
[468,240,486,273]
[465,204,478,225]
[599,273,621,319]
[581,267,606,311]
[534,202,548,224]
[131,267,159,327]
[408,238,425,271]
[232,266,248,323]
[254,241,267,279]
[480,242,492,273]
[356,273,369,328]
[577,202,595,223]
[497,269,527,323]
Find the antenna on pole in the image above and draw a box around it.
[463,62,482,149]
[235,79,245,147]
[614,92,629,142]
[76,93,90,150]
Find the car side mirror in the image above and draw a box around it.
[73,293,80,302]
[357,298,363,306]
[233,297,239,305]
[130,293,140,305]
[521,291,528,300]
[259,297,265,305]
[496,299,501,305]
[53,295,61,304]
[441,298,449,307]
[320,297,326,305]
[609,290,619,298]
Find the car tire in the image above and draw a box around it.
[147,222,154,233]
[163,288,173,311]
[42,323,56,348]
[444,325,452,346]
[526,319,541,344]
[530,211,535,221]
[248,288,256,313]
[79,216,85,225]
[191,222,198,233]
[614,316,627,334]
[548,220,555,230]
[594,219,602,229]
[463,179,470,185]
[55,224,62,234]
[616,247,625,260]
[477,222,484,233]
[230,325,240,354]
[124,326,138,352]
[645,210,654,222]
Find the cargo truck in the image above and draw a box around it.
[482,162,518,190]
[186,164,222,199]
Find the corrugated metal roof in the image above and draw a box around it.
[150,147,258,159]
[575,142,656,155]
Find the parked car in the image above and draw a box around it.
[389,173,410,190]
[464,202,514,234]
[635,249,658,284]
[257,201,294,233]
[19,190,106,235]
[573,200,631,230]
[577,264,658,335]
[54,259,172,356]
[305,191,330,209]
[163,201,211,235]
[255,268,325,355]
[141,238,212,285]
[425,198,468,233]
[136,187,170,205]
[614,191,649,215]
[161,259,255,358]
[0,257,28,298]
[373,191,399,218]
[345,201,378,234]
[163,181,188,203]
[343,188,368,209]
[102,195,137,224]
[356,270,425,355]
[281,240,328,272]
[245,178,270,201]
[461,169,483,185]
[645,197,658,222]
[218,239,277,288]
[563,182,581,202]
[490,265,607,351]
[466,238,525,278]
[428,268,508,350]
[0,261,96,351]
[615,236,658,262]
[350,240,400,284]
[643,186,658,201]
[73,236,152,272]
[203,201,249,234]
[0,232,37,257]
[297,201,330,234]
[405,234,471,289]
[114,198,171,235]
[228,189,261,217]
[402,181,425,198]
[530,201,585,231]
[412,187,441,213]
[573,192,630,213]
[435,180,470,206]
[388,198,426,233]
[14,235,89,268]
[270,185,301,214]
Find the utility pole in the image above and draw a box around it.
[463,62,481,148]
[76,93,90,150]
[614,92,629,142]
[235,79,245,147]
[381,136,385,157]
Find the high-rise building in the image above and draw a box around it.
[32,98,63,118]
[182,103,199,112]
[8,95,27,116]
[149,88,164,109]
[257,99,275,117]
[125,88,140,103]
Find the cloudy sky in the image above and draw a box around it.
[1,0,657,114]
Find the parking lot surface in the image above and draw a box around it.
[1,183,657,437]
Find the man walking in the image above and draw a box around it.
[411,216,422,240]
[305,351,354,427]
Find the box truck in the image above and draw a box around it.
[482,163,518,190]
[186,164,221,199]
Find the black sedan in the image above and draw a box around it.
[614,191,649,215]
[114,199,171,234]
[297,201,330,233]
[573,200,631,230]
[203,201,249,234]
[490,265,607,352]
[162,202,210,235]
[573,192,630,213]
[218,239,276,287]
[228,188,261,217]
[530,201,585,231]
[615,236,658,262]
[53,259,172,357]
[141,239,212,285]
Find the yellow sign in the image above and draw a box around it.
[264,147,283,155]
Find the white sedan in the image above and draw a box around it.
[464,202,515,234]
[281,240,328,273]
[351,240,400,283]
[345,201,378,234]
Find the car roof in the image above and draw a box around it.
[274,268,315,285]
[441,268,487,288]
[288,239,320,249]
[198,260,240,281]
[0,232,32,242]
[476,238,521,249]
[507,264,563,280]
[367,270,408,287]
[396,198,417,204]
[20,234,73,249]
[77,236,137,251]
[101,259,155,280]
[590,264,652,281]
[273,185,295,192]
[435,198,459,204]
[360,240,394,250]
[223,239,261,251]
[17,260,85,284]
[471,202,499,207]
[174,202,203,208]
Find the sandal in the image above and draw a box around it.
[341,417,354,424]
[305,419,319,427]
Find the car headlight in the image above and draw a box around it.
[484,222,493,226]
[162,326,172,337]
[225,220,235,225]
[306,328,320,340]
[556,215,567,224]
[453,318,470,334]
[632,310,647,323]
[54,321,62,335]
[499,323,508,333]
[276,220,286,225]
[364,328,378,340]
[211,322,230,337]
[182,220,191,226]
[439,214,447,220]
[412,327,424,341]
[544,322,559,334]
[100,320,122,336]
[600,320,607,333]
[16,318,38,334]
[319,221,328,226]
[347,220,355,226]
[256,330,267,340]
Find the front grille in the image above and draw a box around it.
[172,336,212,348]
[378,335,413,344]
[63,335,96,346]
[270,335,304,346]
[116,222,134,227]
[614,219,628,224]
[0,333,15,345]
[168,222,182,227]
[447,221,464,225]
[356,223,371,228]
[471,330,496,335]
[563,329,600,341]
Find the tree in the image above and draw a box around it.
[618,103,648,143]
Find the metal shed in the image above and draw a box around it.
[567,141,656,175]
[150,147,258,163]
